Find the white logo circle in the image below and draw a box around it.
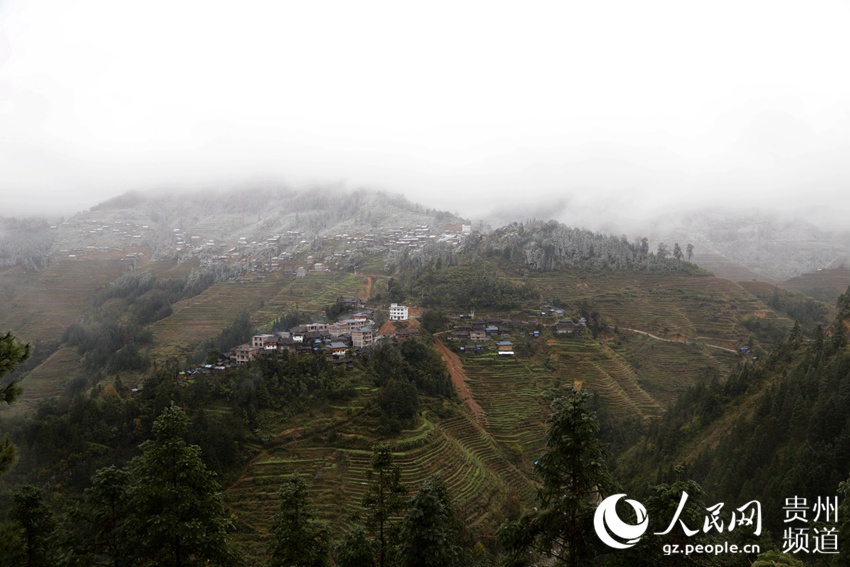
[594,493,649,549]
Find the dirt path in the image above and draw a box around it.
[619,327,738,354]
[434,338,489,428]
[358,275,374,302]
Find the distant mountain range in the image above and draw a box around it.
[4,186,850,284]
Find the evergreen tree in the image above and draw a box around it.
[267,474,329,567]
[7,484,56,567]
[0,521,26,567]
[396,476,468,567]
[499,389,617,567]
[72,465,132,567]
[1,331,31,475]
[124,403,236,566]
[419,309,449,334]
[334,528,377,567]
[363,444,407,567]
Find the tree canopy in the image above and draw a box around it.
[0,331,31,476]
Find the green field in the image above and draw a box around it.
[224,400,534,555]
[0,258,128,342]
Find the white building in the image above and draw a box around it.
[389,303,409,321]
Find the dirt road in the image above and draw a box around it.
[620,327,738,354]
[358,275,373,301]
[434,338,489,428]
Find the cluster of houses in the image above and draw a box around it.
[153,223,474,273]
[184,303,587,376]
[449,316,587,356]
[227,303,418,365]
[55,218,155,258]
[55,212,475,270]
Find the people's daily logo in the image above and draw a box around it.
[594,493,649,549]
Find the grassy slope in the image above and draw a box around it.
[0,257,129,415]
[781,269,850,305]
[0,258,128,342]
[146,270,369,362]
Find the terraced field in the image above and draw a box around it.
[0,257,130,415]
[0,257,128,342]
[2,346,82,416]
[251,272,369,331]
[781,269,850,305]
[147,271,366,360]
[529,272,782,350]
[147,277,283,360]
[459,352,554,472]
[609,334,738,406]
[225,402,537,556]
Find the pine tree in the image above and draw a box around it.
[363,444,407,567]
[334,528,377,567]
[499,388,617,567]
[396,476,468,567]
[8,484,56,567]
[124,403,236,566]
[267,474,329,567]
[1,331,31,476]
[80,465,132,566]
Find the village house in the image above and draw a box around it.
[252,334,275,348]
[452,325,471,342]
[232,344,261,364]
[351,327,374,348]
[389,303,409,321]
[327,323,349,337]
[395,327,422,341]
[267,336,297,353]
[497,340,515,356]
[290,326,307,343]
[555,318,585,335]
[330,319,354,333]
[327,341,349,359]
[469,329,488,342]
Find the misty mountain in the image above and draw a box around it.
[87,186,467,238]
[45,186,468,260]
[647,208,850,282]
[6,184,850,286]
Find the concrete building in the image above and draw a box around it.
[389,303,409,321]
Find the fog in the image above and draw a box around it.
[2,0,850,230]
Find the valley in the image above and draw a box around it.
[2,188,850,564]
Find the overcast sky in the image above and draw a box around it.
[2,0,850,227]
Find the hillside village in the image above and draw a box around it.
[50,216,474,275]
[198,301,588,376]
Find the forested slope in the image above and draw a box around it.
[617,286,850,542]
